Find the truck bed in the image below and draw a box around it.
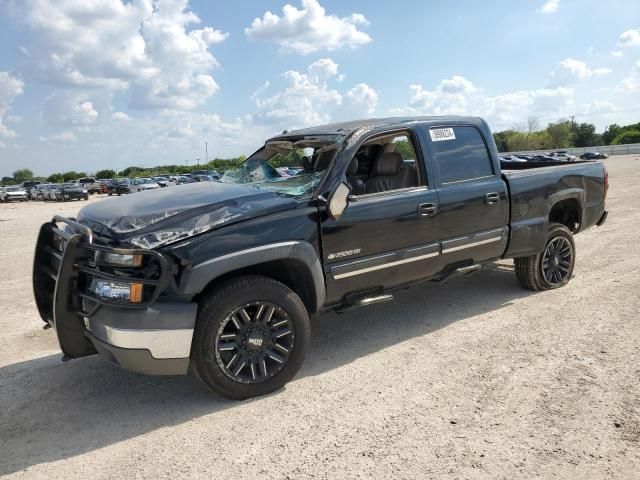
[501,160,607,258]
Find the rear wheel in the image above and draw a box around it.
[515,223,575,291]
[191,276,310,400]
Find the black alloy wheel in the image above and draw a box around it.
[515,223,575,291]
[215,302,294,384]
[192,276,311,400]
[541,236,572,285]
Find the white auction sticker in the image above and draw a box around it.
[429,128,456,142]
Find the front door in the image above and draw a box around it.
[321,129,441,305]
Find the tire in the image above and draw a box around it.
[191,275,311,400]
[515,223,575,291]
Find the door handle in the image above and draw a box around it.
[485,192,500,205]
[418,203,438,216]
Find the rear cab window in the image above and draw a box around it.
[428,126,494,184]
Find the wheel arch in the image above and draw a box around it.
[548,196,582,233]
[180,241,326,315]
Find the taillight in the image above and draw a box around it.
[603,167,609,200]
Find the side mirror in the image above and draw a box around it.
[327,181,351,220]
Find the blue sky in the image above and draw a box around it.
[1,0,639,177]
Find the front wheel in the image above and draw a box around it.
[191,276,311,400]
[515,223,575,291]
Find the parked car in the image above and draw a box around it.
[107,178,131,196]
[28,185,41,200]
[499,155,527,163]
[170,175,192,185]
[531,154,558,162]
[23,181,42,199]
[129,177,161,193]
[191,174,214,182]
[33,116,608,400]
[516,154,535,161]
[76,177,101,194]
[44,184,62,201]
[152,176,177,187]
[191,169,220,180]
[548,152,577,162]
[34,184,52,200]
[98,179,111,194]
[1,185,29,202]
[580,152,609,160]
[59,183,89,201]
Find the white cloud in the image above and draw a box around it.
[252,59,342,127]
[111,111,131,122]
[345,83,378,113]
[245,0,371,54]
[538,0,559,14]
[616,60,640,92]
[481,87,573,128]
[551,58,611,84]
[0,74,24,134]
[42,131,78,142]
[617,29,640,47]
[610,50,624,57]
[251,58,377,129]
[392,75,575,130]
[19,0,228,110]
[392,75,477,116]
[42,94,98,126]
[0,72,25,140]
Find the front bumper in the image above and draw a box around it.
[63,191,87,200]
[6,194,27,201]
[84,303,196,375]
[32,215,197,375]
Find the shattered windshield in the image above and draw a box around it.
[220,134,343,198]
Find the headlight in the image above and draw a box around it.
[90,279,143,303]
[99,252,143,267]
[82,189,88,193]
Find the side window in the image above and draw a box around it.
[429,126,494,184]
[348,132,422,195]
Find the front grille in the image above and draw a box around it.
[33,215,170,322]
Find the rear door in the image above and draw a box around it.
[422,125,509,268]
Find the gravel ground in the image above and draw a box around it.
[1,157,639,479]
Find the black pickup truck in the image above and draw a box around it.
[33,116,608,399]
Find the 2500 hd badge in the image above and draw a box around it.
[33,116,608,400]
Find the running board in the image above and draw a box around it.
[433,264,482,283]
[335,294,394,313]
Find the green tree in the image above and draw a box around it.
[47,173,64,183]
[601,124,622,145]
[611,129,640,145]
[493,131,511,152]
[546,120,573,149]
[95,169,116,179]
[572,122,597,147]
[2,176,15,185]
[13,169,34,184]
[62,171,86,182]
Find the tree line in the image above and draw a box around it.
[1,156,248,185]
[492,118,640,153]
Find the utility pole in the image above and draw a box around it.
[205,141,208,164]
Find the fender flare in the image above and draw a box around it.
[178,241,326,313]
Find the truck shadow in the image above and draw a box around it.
[0,264,530,475]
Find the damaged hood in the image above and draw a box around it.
[76,181,298,248]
